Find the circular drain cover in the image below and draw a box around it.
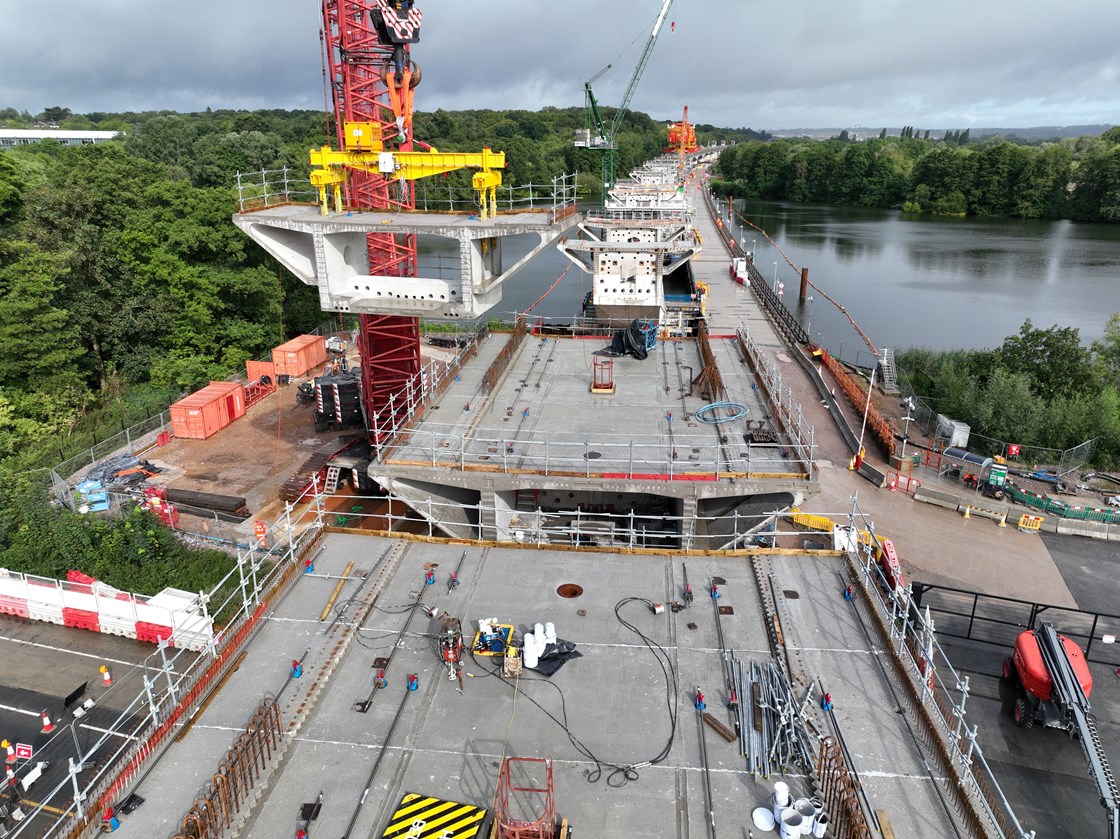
[557,583,584,598]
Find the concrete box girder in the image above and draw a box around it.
[232,204,577,319]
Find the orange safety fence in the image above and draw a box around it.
[817,349,895,459]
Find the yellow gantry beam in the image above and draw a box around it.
[309,134,506,219]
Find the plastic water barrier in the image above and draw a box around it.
[0,568,213,651]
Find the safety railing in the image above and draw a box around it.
[844,504,1034,839]
[235,168,580,223]
[911,581,1120,668]
[19,484,323,839]
[1004,479,1120,525]
[313,487,792,551]
[377,423,809,482]
[737,328,817,475]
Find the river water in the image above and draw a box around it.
[418,199,1120,360]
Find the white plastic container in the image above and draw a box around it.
[812,813,829,838]
[794,799,815,835]
[771,780,792,822]
[544,621,557,644]
[778,808,802,839]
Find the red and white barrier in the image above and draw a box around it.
[0,569,213,651]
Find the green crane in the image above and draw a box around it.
[574,0,674,198]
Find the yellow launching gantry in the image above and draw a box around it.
[309,122,505,219]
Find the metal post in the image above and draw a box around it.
[901,397,916,459]
[68,757,85,818]
[855,366,877,467]
[159,639,178,704]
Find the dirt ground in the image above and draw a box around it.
[144,342,457,534]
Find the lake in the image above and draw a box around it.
[416,199,1120,360]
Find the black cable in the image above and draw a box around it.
[467,597,679,787]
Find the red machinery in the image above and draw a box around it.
[437,614,464,692]
[321,1,423,447]
[140,486,179,529]
[665,105,698,154]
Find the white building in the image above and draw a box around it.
[0,129,121,150]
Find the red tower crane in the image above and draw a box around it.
[320,0,423,441]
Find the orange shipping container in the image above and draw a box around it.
[169,381,247,440]
[271,335,327,378]
[245,359,276,383]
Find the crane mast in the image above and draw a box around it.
[321,0,422,444]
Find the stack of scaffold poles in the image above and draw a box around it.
[734,656,816,777]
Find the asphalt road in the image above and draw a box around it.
[934,531,1120,839]
[0,616,191,834]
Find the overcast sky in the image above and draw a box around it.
[3,1,1118,130]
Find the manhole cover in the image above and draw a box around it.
[583,451,602,460]
[557,583,584,599]
[718,605,734,615]
[687,622,698,630]
[712,576,727,585]
[784,590,801,599]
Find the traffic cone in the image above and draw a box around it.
[998,511,1007,528]
[40,711,53,734]
[100,665,112,687]
[6,765,15,787]
[3,740,14,765]
[962,506,970,520]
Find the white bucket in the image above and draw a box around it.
[523,643,539,669]
[533,622,545,642]
[809,796,824,817]
[778,808,802,839]
[794,798,815,834]
[544,621,557,644]
[812,813,829,838]
[773,781,791,806]
[771,781,792,821]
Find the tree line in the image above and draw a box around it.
[899,317,1120,467]
[0,103,700,590]
[714,128,1120,222]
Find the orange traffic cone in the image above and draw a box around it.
[100,665,112,687]
[5,765,15,787]
[2,740,13,764]
[40,711,54,734]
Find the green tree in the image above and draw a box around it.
[999,319,1093,398]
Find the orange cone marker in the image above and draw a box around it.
[40,711,54,734]
[100,665,112,687]
[2,740,13,765]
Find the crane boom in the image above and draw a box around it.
[1035,623,1119,839]
[610,0,673,140]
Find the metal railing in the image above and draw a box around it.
[845,504,1033,839]
[235,168,580,223]
[737,327,816,475]
[19,484,323,839]
[912,582,1120,668]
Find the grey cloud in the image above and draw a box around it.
[1,0,1116,129]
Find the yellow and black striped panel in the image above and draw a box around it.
[382,793,488,839]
